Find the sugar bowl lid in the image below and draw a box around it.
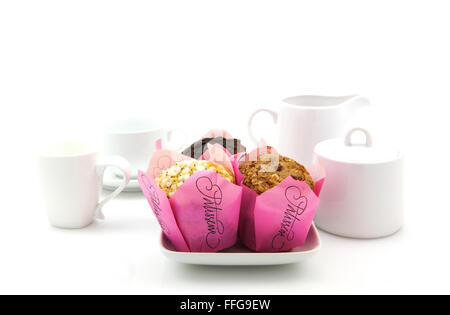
[314,128,402,164]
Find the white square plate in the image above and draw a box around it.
[160,224,321,266]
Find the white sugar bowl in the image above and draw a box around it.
[314,128,404,238]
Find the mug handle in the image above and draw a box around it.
[95,156,131,219]
[248,108,278,145]
[167,128,188,152]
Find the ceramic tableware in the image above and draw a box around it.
[248,95,369,166]
[313,128,404,238]
[103,168,142,192]
[38,140,131,229]
[104,118,186,179]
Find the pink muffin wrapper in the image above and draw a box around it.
[138,144,243,253]
[235,145,325,252]
[201,129,234,140]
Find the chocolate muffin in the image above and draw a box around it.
[182,137,246,159]
[239,153,314,194]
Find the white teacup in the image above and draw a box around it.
[38,140,131,229]
[104,119,186,179]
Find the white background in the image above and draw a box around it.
[0,0,449,294]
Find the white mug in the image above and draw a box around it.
[104,118,186,179]
[248,95,370,166]
[314,128,404,238]
[38,140,131,229]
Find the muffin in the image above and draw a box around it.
[239,153,314,194]
[182,137,246,159]
[155,160,235,198]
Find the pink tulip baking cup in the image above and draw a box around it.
[236,145,325,252]
[138,145,243,253]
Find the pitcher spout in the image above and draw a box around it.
[343,95,370,115]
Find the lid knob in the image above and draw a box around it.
[344,128,373,147]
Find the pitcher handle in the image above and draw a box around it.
[248,108,278,145]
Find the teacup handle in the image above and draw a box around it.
[248,108,278,145]
[344,128,373,147]
[167,128,188,151]
[95,156,131,219]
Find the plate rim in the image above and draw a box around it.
[159,223,321,257]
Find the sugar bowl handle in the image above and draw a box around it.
[344,128,373,147]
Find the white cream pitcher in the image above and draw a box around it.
[248,95,370,166]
